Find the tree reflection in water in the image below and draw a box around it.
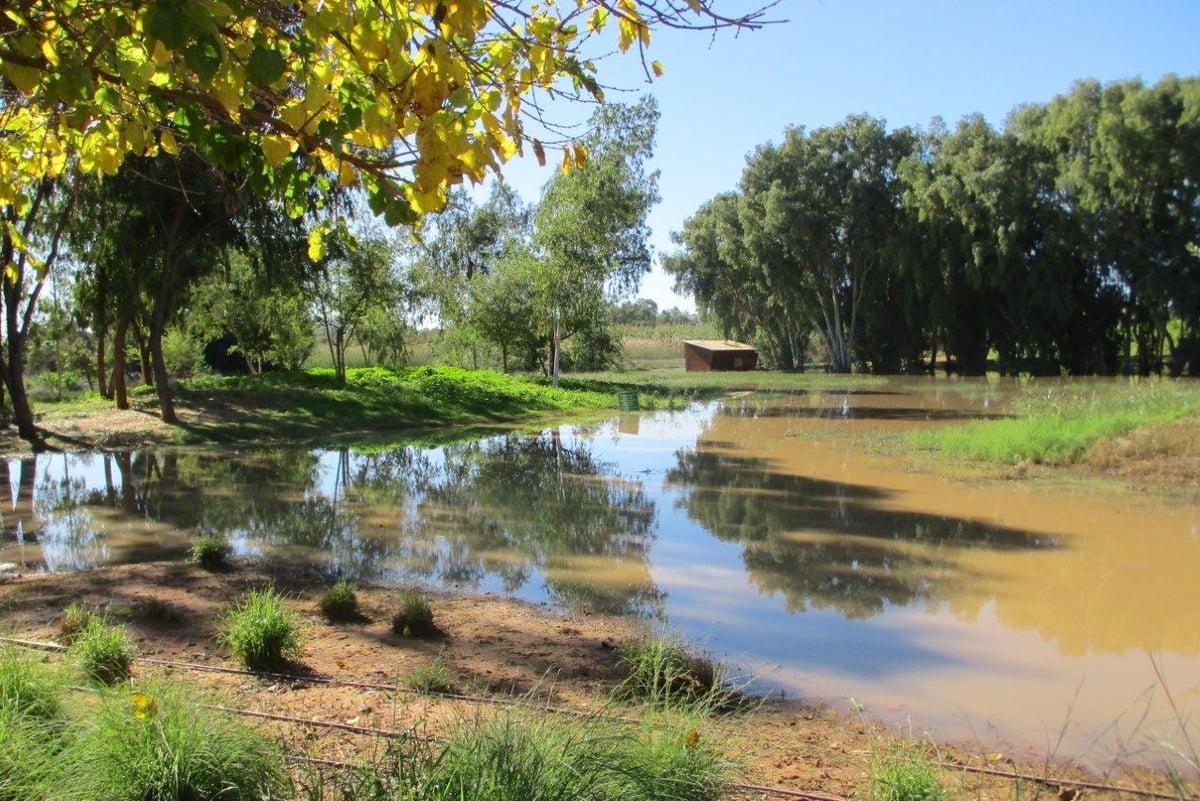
[665,449,1060,619]
[2,430,663,617]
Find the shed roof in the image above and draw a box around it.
[681,339,756,352]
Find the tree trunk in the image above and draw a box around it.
[112,314,130,409]
[148,318,177,424]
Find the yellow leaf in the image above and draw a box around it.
[572,141,588,170]
[41,39,60,68]
[160,129,179,155]
[651,60,664,78]
[338,159,357,187]
[260,135,294,167]
[308,226,326,261]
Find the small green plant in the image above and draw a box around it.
[403,660,461,695]
[617,635,731,711]
[868,748,947,801]
[219,586,303,670]
[58,601,96,644]
[189,536,230,570]
[391,589,436,638]
[71,619,135,685]
[318,579,361,622]
[56,682,290,801]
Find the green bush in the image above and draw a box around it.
[57,683,290,801]
[318,579,360,622]
[71,619,135,685]
[219,586,303,670]
[391,589,436,638]
[189,536,230,571]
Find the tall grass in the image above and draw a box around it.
[70,618,135,685]
[910,380,1200,465]
[219,586,304,670]
[867,746,947,801]
[616,635,738,713]
[56,682,290,801]
[368,706,732,801]
[0,648,67,722]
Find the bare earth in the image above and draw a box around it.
[1,407,1197,799]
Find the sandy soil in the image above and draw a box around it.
[0,560,1187,801]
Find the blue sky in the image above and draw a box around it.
[490,1,1200,312]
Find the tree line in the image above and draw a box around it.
[664,75,1200,376]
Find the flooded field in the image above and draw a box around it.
[2,378,1197,767]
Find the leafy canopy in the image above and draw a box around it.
[1,0,772,267]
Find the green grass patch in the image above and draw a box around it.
[403,660,462,695]
[218,586,303,671]
[617,635,736,713]
[910,380,1200,465]
[70,618,135,685]
[57,682,289,801]
[868,747,947,801]
[189,535,230,570]
[0,648,67,723]
[318,579,361,622]
[58,601,96,645]
[391,588,437,638]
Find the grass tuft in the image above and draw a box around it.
[318,579,361,623]
[58,601,96,644]
[218,586,303,671]
[189,535,231,570]
[403,660,462,696]
[0,648,66,723]
[617,635,734,712]
[391,589,437,638]
[70,618,135,685]
[868,747,947,801]
[56,682,290,801]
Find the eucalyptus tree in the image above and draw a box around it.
[532,97,660,384]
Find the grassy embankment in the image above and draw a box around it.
[909,380,1200,468]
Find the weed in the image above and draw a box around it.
[391,589,437,638]
[403,660,461,695]
[318,579,361,622]
[58,601,96,644]
[218,586,303,670]
[189,535,230,570]
[57,682,290,801]
[868,747,947,801]
[71,618,135,685]
[0,704,60,801]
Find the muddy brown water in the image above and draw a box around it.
[2,378,1197,771]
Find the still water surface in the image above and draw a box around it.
[2,380,1197,766]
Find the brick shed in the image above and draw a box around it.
[682,340,758,372]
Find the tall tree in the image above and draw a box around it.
[532,97,660,384]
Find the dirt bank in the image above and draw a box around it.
[0,561,1187,801]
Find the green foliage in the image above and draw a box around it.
[868,748,946,801]
[911,381,1200,465]
[391,589,437,638]
[189,535,231,570]
[369,706,731,801]
[0,704,60,801]
[617,636,732,712]
[219,586,303,670]
[0,649,66,723]
[57,682,289,801]
[71,619,136,685]
[161,324,207,380]
[318,579,361,622]
[403,660,462,695]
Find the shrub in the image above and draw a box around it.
[219,586,303,670]
[391,589,436,638]
[71,619,135,685]
[189,536,230,571]
[318,579,360,622]
[403,661,461,696]
[57,682,290,801]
